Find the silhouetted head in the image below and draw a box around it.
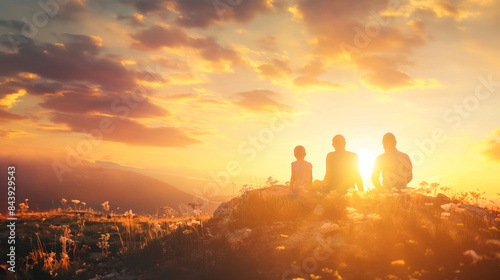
[332,134,346,151]
[382,133,397,150]
[294,145,306,160]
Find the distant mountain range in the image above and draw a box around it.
[0,155,220,215]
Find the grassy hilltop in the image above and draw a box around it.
[1,182,500,280]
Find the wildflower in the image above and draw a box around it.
[346,207,356,214]
[193,209,202,218]
[188,219,201,227]
[71,200,80,204]
[61,198,67,204]
[19,203,29,213]
[152,223,162,235]
[486,239,500,247]
[169,224,178,231]
[102,201,110,212]
[440,203,455,212]
[441,212,450,219]
[367,213,381,221]
[319,222,339,234]
[275,246,285,250]
[391,260,405,266]
[463,250,482,264]
[348,212,365,221]
[406,240,417,245]
[124,209,134,218]
[183,229,193,235]
[313,205,324,216]
[424,203,433,206]
[97,233,110,257]
[81,202,86,207]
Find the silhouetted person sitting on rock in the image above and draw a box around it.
[323,135,363,195]
[372,133,413,190]
[290,145,313,199]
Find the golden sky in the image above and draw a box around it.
[1,0,499,198]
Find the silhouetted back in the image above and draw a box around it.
[324,150,360,194]
[291,160,313,188]
[372,148,412,190]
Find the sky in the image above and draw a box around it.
[0,0,499,199]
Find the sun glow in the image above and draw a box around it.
[358,149,376,178]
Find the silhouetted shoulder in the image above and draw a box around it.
[347,151,359,158]
[400,151,411,161]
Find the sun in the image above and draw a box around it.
[358,149,376,177]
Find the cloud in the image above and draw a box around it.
[482,129,500,162]
[293,76,343,89]
[232,89,289,111]
[0,129,28,138]
[0,19,28,33]
[0,34,151,92]
[130,25,189,50]
[0,108,27,122]
[173,0,273,28]
[50,113,200,147]
[119,0,168,17]
[56,0,88,21]
[121,0,276,28]
[295,0,428,91]
[130,25,244,67]
[150,55,190,71]
[116,13,145,26]
[256,59,292,79]
[293,59,343,89]
[159,93,200,101]
[356,54,415,91]
[256,35,277,51]
[40,91,170,118]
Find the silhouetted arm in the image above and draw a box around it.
[324,154,331,186]
[307,163,313,188]
[371,157,382,189]
[354,155,364,191]
[406,155,413,183]
[289,164,295,190]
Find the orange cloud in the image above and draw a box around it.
[122,0,277,28]
[256,59,292,79]
[40,91,170,118]
[0,34,142,92]
[116,13,145,26]
[232,89,289,111]
[295,0,428,91]
[256,35,277,51]
[293,59,343,89]
[130,25,245,67]
[482,129,500,162]
[50,113,200,147]
[0,108,27,122]
[150,55,190,71]
[0,129,28,138]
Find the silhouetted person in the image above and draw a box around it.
[372,133,413,190]
[323,135,363,195]
[290,145,313,199]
